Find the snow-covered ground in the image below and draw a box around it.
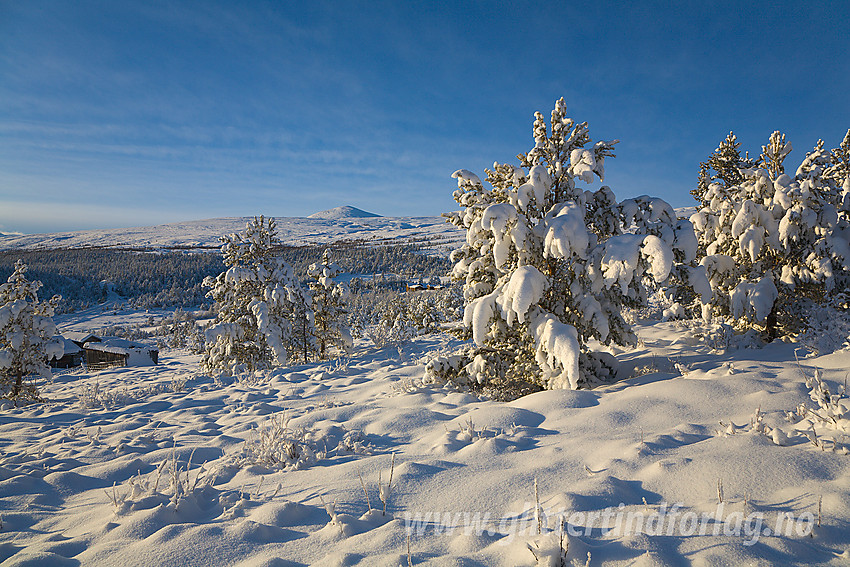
[0,212,463,252]
[1,313,848,566]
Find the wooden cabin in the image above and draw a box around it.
[83,337,158,368]
[49,336,84,369]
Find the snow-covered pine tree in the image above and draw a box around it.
[692,132,756,206]
[691,130,850,337]
[0,260,63,399]
[202,216,313,375]
[429,98,695,393]
[826,129,850,222]
[307,249,352,360]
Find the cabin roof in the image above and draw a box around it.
[83,337,157,356]
[57,337,83,354]
[64,331,101,344]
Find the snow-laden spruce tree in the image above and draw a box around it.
[428,98,697,393]
[692,132,756,208]
[307,249,352,359]
[202,216,315,375]
[0,260,63,399]
[691,129,850,337]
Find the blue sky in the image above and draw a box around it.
[1,0,849,234]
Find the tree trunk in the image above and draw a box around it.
[12,371,22,398]
[765,304,778,342]
[301,312,309,363]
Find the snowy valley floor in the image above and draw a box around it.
[1,321,849,566]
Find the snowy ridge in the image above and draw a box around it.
[0,214,463,251]
[0,207,697,252]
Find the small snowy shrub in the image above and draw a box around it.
[662,302,686,321]
[691,129,850,338]
[105,444,234,520]
[425,347,476,386]
[0,260,63,399]
[438,98,696,392]
[720,362,849,450]
[335,428,372,455]
[238,414,319,470]
[77,381,132,409]
[77,377,190,410]
[797,293,850,355]
[787,362,849,447]
[202,216,315,375]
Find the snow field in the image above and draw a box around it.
[1,319,849,566]
[0,215,464,253]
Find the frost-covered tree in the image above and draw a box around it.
[826,129,850,220]
[308,250,352,359]
[430,98,695,392]
[407,292,440,335]
[691,130,850,337]
[693,132,756,206]
[202,217,313,374]
[0,260,63,399]
[366,295,417,348]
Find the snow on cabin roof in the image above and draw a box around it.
[64,331,100,344]
[59,337,82,354]
[84,337,157,355]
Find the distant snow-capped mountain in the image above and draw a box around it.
[307,206,381,220]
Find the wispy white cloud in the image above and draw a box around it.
[1,0,847,235]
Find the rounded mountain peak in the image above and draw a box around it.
[307,206,381,220]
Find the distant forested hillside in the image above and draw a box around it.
[0,244,450,313]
